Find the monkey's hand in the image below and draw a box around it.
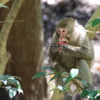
[58,44,68,51]
[58,43,68,50]
[49,43,62,61]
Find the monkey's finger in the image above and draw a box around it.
[50,49,58,55]
[58,48,61,50]
[51,47,58,51]
[59,44,66,47]
[58,47,63,50]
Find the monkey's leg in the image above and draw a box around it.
[51,63,65,100]
[51,89,64,100]
[51,63,73,100]
[51,90,74,100]
[76,59,94,90]
[54,62,69,85]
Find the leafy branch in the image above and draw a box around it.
[0,75,23,99]
[86,18,100,27]
[32,67,100,100]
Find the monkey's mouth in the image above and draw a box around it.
[59,40,69,44]
[61,41,67,43]
[60,37,69,43]
[59,36,69,43]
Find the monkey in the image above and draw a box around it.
[49,18,94,100]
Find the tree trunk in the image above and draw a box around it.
[0,0,47,100]
[0,0,24,74]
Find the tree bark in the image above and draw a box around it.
[6,0,47,100]
[0,0,10,5]
[0,0,47,100]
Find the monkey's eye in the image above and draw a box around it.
[62,30,65,33]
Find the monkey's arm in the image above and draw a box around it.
[59,42,94,60]
[49,33,62,61]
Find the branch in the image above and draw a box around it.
[0,0,10,5]
[0,0,24,50]
[85,5,100,40]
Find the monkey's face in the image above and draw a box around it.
[56,18,75,43]
[56,28,69,43]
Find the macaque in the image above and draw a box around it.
[49,18,94,100]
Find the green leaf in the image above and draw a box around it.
[32,72,46,79]
[0,75,10,80]
[64,76,73,83]
[59,90,63,93]
[5,86,11,91]
[49,67,57,72]
[49,74,60,82]
[49,87,57,92]
[16,80,21,88]
[0,75,23,97]
[76,77,88,87]
[62,72,69,76]
[90,98,95,100]
[63,77,69,82]
[86,18,100,27]
[9,88,17,99]
[57,85,64,91]
[41,67,49,70]
[92,18,100,27]
[64,86,69,90]
[7,79,19,87]
[89,91,98,99]
[2,79,8,85]
[86,20,93,25]
[0,75,22,88]
[94,87,100,90]
[96,95,100,100]
[0,75,15,80]
[17,88,24,94]
[12,76,21,80]
[98,90,100,93]
[70,69,79,78]
[0,4,9,9]
[81,89,90,98]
